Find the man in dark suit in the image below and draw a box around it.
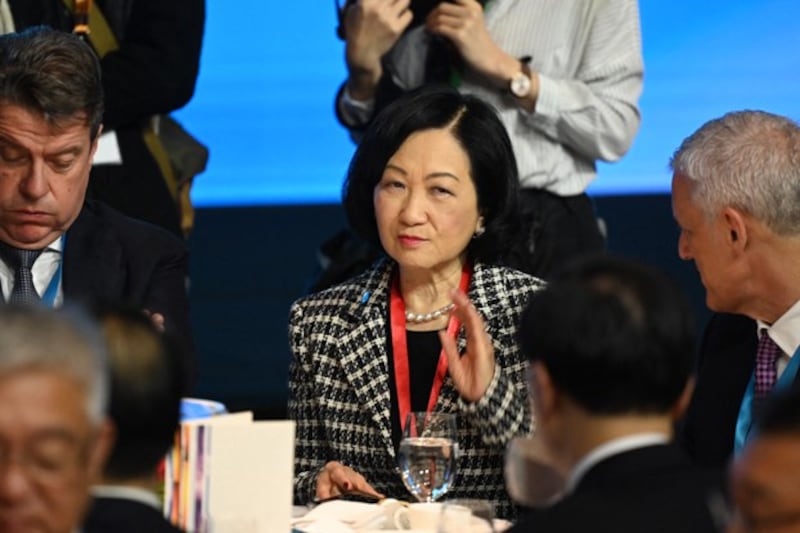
[507,257,723,533]
[670,111,800,469]
[2,0,205,238]
[83,305,186,533]
[0,27,192,362]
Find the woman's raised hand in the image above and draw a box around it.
[439,289,495,403]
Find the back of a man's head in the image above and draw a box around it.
[755,387,800,437]
[0,25,103,139]
[94,305,186,481]
[0,305,112,533]
[519,256,695,415]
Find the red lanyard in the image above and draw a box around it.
[390,264,471,431]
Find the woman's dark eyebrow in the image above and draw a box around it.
[384,164,461,182]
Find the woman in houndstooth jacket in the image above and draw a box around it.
[289,86,545,518]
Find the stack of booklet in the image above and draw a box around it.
[163,409,295,532]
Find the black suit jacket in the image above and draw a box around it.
[83,496,184,533]
[679,313,800,469]
[290,259,545,518]
[507,444,723,533]
[63,200,193,365]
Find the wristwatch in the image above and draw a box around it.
[509,59,533,98]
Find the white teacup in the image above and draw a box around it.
[392,502,443,531]
[437,502,477,532]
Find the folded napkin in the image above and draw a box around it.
[291,499,407,532]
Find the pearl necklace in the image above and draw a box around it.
[405,303,455,324]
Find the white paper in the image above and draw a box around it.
[206,420,295,533]
[92,130,123,165]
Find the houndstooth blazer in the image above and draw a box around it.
[288,258,545,517]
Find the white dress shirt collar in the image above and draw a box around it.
[0,235,64,304]
[756,298,800,375]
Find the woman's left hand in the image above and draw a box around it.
[439,289,495,403]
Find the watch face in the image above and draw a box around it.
[510,72,531,98]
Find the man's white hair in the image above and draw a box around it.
[0,305,109,424]
[670,110,800,236]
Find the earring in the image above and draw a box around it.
[473,226,485,239]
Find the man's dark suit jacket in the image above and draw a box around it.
[83,496,184,533]
[63,200,192,363]
[506,444,723,533]
[680,313,800,469]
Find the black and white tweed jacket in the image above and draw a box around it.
[288,259,545,517]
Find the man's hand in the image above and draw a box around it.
[439,288,495,403]
[315,461,384,501]
[143,309,165,332]
[344,0,413,100]
[426,0,527,91]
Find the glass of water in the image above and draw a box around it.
[398,411,458,502]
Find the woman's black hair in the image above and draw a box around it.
[343,84,520,264]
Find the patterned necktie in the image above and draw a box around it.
[754,330,782,399]
[0,242,43,305]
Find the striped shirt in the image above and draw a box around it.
[339,0,644,196]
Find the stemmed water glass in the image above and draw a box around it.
[397,411,458,502]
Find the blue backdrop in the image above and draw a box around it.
[177,1,800,207]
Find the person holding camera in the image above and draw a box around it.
[335,0,643,279]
